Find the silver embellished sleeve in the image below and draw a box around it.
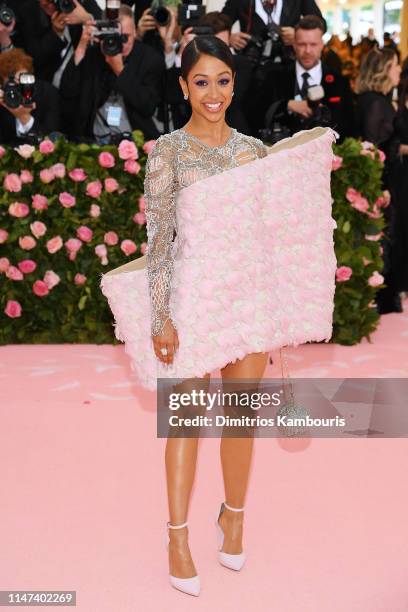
[144,135,177,336]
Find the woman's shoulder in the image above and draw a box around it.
[234,130,268,158]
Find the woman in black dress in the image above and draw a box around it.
[355,47,402,313]
[392,60,408,294]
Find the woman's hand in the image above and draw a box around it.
[152,319,179,366]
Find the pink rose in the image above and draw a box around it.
[14,144,35,159]
[377,149,386,163]
[336,266,353,282]
[140,242,147,255]
[30,221,47,238]
[20,170,34,184]
[0,145,6,158]
[143,139,157,154]
[32,194,48,211]
[133,211,146,225]
[0,228,9,243]
[19,235,37,250]
[65,237,82,261]
[90,204,100,218]
[39,139,55,154]
[367,205,381,218]
[40,168,55,183]
[332,155,343,171]
[86,180,102,198]
[365,233,383,241]
[98,151,115,168]
[351,196,369,213]
[4,173,22,192]
[95,243,108,265]
[0,257,10,272]
[368,271,384,287]
[4,300,22,318]
[120,239,137,256]
[138,195,146,212]
[346,187,360,203]
[118,139,138,160]
[44,270,60,289]
[46,235,63,253]
[59,192,76,208]
[33,280,49,297]
[124,159,141,174]
[51,163,66,179]
[104,177,119,193]
[76,225,93,242]
[18,259,37,274]
[104,231,119,246]
[74,273,87,285]
[8,202,30,218]
[6,265,24,280]
[69,168,87,182]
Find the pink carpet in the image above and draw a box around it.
[1,300,408,611]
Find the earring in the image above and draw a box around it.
[184,94,188,100]
[232,91,235,96]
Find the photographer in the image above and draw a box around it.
[265,15,356,141]
[0,48,60,145]
[221,0,325,56]
[17,0,102,84]
[59,4,165,142]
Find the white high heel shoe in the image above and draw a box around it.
[165,521,200,596]
[215,502,246,571]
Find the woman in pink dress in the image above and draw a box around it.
[100,34,337,598]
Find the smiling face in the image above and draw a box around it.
[179,53,234,122]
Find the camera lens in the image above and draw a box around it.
[0,5,15,26]
[56,0,75,14]
[4,78,22,109]
[101,33,122,56]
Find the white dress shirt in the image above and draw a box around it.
[295,60,323,94]
[255,0,283,25]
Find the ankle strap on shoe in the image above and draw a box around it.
[224,502,245,512]
[167,520,188,529]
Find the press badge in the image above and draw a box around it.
[107,105,122,127]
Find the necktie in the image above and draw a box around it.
[300,72,310,99]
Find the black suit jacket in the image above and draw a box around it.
[60,40,165,141]
[17,0,102,82]
[0,79,61,146]
[268,62,356,140]
[221,0,325,35]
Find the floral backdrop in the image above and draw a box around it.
[0,130,386,346]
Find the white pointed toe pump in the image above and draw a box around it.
[215,502,246,571]
[165,521,200,596]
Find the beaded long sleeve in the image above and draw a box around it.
[144,135,177,336]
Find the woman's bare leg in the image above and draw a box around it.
[218,352,269,554]
[165,373,210,578]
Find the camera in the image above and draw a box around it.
[178,0,206,31]
[0,3,15,26]
[3,73,35,109]
[304,85,331,129]
[92,20,127,56]
[148,0,171,27]
[240,26,284,66]
[53,0,75,13]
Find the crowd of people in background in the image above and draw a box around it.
[0,0,407,314]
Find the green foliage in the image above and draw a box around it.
[330,138,386,344]
[0,132,149,344]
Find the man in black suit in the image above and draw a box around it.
[0,48,60,145]
[264,15,356,141]
[59,5,165,142]
[17,0,102,84]
[221,0,325,55]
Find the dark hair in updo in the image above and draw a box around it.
[180,35,236,82]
